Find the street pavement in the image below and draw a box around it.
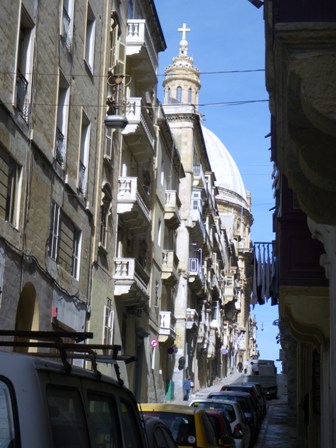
[188,371,298,447]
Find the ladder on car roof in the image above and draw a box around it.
[0,330,135,386]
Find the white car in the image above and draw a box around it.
[189,398,251,448]
[0,330,147,448]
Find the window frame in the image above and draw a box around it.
[55,72,70,168]
[49,202,60,260]
[102,298,114,345]
[84,4,96,72]
[79,111,91,195]
[15,6,35,123]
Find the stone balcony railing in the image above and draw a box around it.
[162,250,179,285]
[126,19,158,73]
[164,190,181,229]
[159,311,176,340]
[186,308,199,330]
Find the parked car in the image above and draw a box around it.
[189,399,251,448]
[142,415,178,448]
[205,409,236,448]
[0,330,147,448]
[207,391,259,444]
[243,382,267,417]
[220,383,264,424]
[139,403,220,447]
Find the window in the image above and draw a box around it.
[61,0,74,51]
[58,213,81,279]
[48,203,81,279]
[157,220,162,247]
[120,400,143,448]
[188,87,192,103]
[109,12,125,77]
[103,298,114,345]
[16,6,35,122]
[0,381,16,447]
[49,202,60,260]
[105,127,114,163]
[87,392,121,447]
[55,72,70,167]
[47,387,89,448]
[99,184,112,249]
[0,148,21,228]
[128,0,134,19]
[167,88,171,104]
[176,86,182,102]
[79,111,90,195]
[85,4,96,71]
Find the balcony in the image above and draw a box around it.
[186,308,199,330]
[122,97,155,161]
[164,190,181,229]
[188,204,206,246]
[113,258,149,306]
[161,250,179,285]
[188,258,204,294]
[126,19,158,88]
[159,311,176,342]
[117,177,151,231]
[197,322,208,344]
[211,273,221,298]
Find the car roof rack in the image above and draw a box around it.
[0,330,135,386]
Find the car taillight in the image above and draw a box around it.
[233,423,243,438]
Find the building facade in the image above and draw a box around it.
[0,0,255,405]
[161,26,254,400]
[264,0,336,446]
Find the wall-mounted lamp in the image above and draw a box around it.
[248,0,264,8]
[104,72,128,129]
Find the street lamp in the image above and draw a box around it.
[104,72,128,130]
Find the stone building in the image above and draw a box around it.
[162,25,253,400]
[264,0,336,446]
[0,0,110,337]
[0,0,254,405]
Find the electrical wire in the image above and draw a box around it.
[1,68,265,78]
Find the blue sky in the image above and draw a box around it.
[155,0,281,368]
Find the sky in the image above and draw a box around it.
[154,0,281,370]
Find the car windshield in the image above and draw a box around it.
[142,411,196,447]
[191,402,236,423]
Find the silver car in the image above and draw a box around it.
[189,398,251,448]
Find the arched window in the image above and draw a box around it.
[188,87,192,103]
[167,87,171,104]
[100,183,112,249]
[176,86,182,102]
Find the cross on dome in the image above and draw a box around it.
[178,23,191,55]
[178,23,190,41]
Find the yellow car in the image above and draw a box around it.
[139,403,221,448]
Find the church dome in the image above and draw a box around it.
[202,125,247,205]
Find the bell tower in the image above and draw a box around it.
[163,23,201,109]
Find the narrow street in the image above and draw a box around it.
[254,374,297,447]
[186,372,297,447]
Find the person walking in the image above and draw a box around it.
[183,376,192,401]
